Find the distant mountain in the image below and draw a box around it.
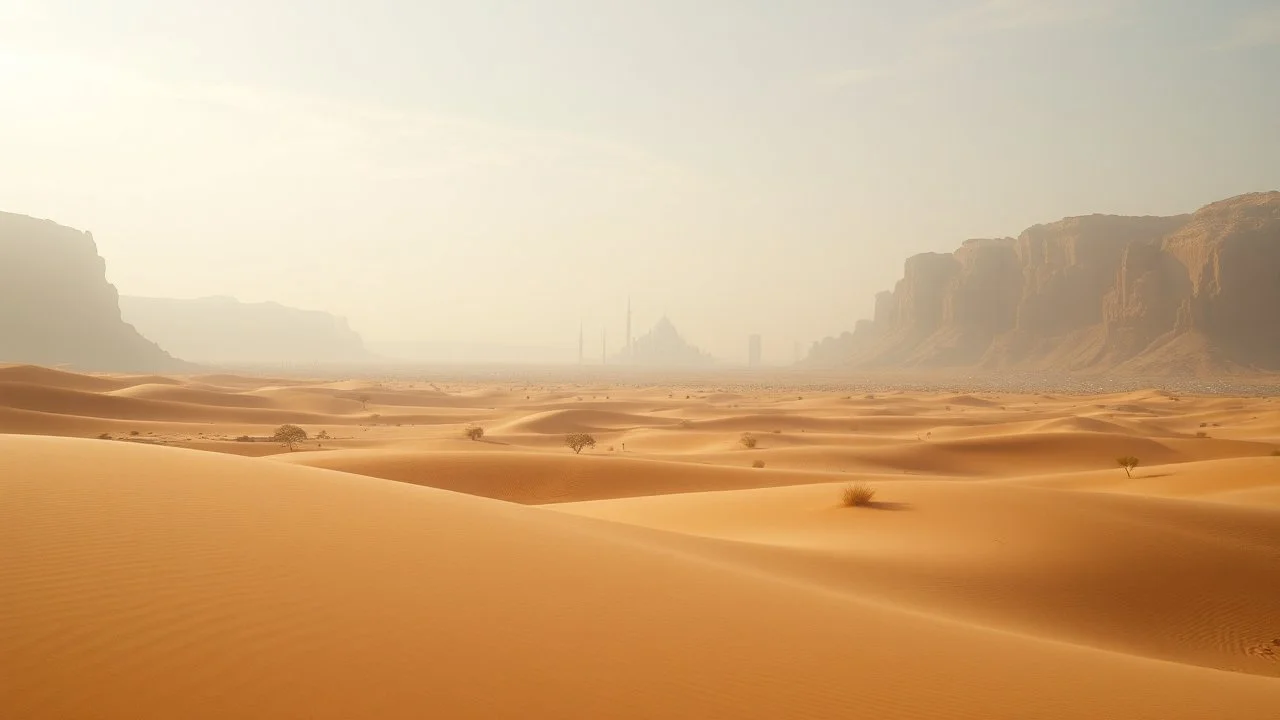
[0,212,186,372]
[806,192,1280,374]
[119,296,371,365]
[616,316,714,367]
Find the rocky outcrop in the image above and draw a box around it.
[807,192,1280,374]
[119,296,371,365]
[0,212,185,371]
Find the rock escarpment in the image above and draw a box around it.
[0,212,184,371]
[808,192,1280,373]
[119,296,372,365]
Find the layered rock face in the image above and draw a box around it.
[0,212,184,371]
[119,296,371,365]
[808,192,1280,373]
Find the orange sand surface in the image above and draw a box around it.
[3,364,1280,718]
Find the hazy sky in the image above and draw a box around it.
[2,1,1278,363]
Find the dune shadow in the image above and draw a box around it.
[865,501,913,511]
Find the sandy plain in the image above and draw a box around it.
[3,362,1280,719]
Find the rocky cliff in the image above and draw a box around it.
[119,296,372,365]
[808,192,1280,373]
[0,212,185,371]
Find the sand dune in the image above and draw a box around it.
[6,435,1280,720]
[273,448,842,503]
[5,365,1280,718]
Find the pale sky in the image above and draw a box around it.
[2,0,1278,364]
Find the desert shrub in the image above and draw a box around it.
[1196,431,1209,438]
[841,483,875,507]
[565,433,596,454]
[316,430,331,440]
[272,424,308,451]
[357,393,371,410]
[235,435,254,442]
[740,432,758,449]
[464,425,485,441]
[1116,456,1139,478]
[772,429,781,434]
[129,430,140,436]
[1199,422,1209,428]
[752,459,766,469]
[97,432,111,440]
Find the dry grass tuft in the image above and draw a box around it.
[751,459,766,469]
[841,483,875,507]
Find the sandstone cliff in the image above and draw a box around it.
[0,212,185,372]
[119,296,372,365]
[808,192,1280,374]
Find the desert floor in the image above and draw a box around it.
[3,363,1280,719]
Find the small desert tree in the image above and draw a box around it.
[273,424,308,451]
[565,433,596,454]
[464,425,485,441]
[739,432,758,449]
[1116,456,1139,479]
[357,393,371,410]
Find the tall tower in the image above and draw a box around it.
[625,296,632,363]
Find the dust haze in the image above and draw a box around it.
[3,1,1278,367]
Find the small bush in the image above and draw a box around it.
[1196,431,1209,438]
[565,433,596,454]
[316,430,331,440]
[97,432,111,440]
[235,435,254,442]
[841,483,875,507]
[740,432,758,449]
[752,459,766,469]
[1199,422,1209,428]
[464,425,485,441]
[129,430,140,436]
[1116,455,1139,478]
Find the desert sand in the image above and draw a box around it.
[3,362,1280,719]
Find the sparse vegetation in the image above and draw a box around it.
[464,425,485,441]
[1116,455,1139,478]
[752,459,766,469]
[1196,431,1209,438]
[841,483,875,507]
[235,435,254,442]
[565,433,596,454]
[129,430,140,436]
[97,432,111,440]
[357,393,371,410]
[739,432,758,449]
[272,424,308,451]
[316,430,331,440]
